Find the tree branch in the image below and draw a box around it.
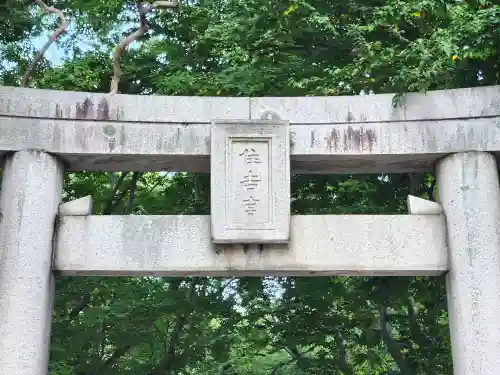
[98,345,132,372]
[387,27,411,44]
[103,172,130,214]
[21,0,67,87]
[379,306,413,375]
[69,294,91,320]
[406,298,419,337]
[406,297,433,350]
[110,0,178,94]
[127,172,141,214]
[333,331,355,375]
[270,358,295,375]
[408,172,423,196]
[148,278,197,375]
[422,175,436,201]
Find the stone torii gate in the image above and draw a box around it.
[1,85,500,375]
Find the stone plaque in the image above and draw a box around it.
[211,120,290,243]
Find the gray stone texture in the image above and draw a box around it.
[0,151,64,375]
[211,120,290,243]
[54,214,447,277]
[436,151,500,375]
[1,86,500,173]
[407,195,443,215]
[2,85,499,122]
[0,85,248,122]
[249,85,500,123]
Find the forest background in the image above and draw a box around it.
[1,0,499,374]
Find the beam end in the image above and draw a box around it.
[407,195,443,215]
[59,196,93,216]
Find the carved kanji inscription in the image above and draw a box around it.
[230,139,269,224]
[211,120,290,244]
[239,148,262,164]
[242,196,260,215]
[240,170,262,191]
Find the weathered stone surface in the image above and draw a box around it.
[1,85,500,173]
[0,86,248,122]
[437,152,500,375]
[1,116,500,173]
[54,214,448,277]
[249,85,500,123]
[2,84,500,123]
[211,120,290,243]
[0,151,64,375]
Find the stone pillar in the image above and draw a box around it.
[0,151,64,375]
[436,151,500,375]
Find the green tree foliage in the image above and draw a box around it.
[2,0,499,374]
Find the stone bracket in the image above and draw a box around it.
[59,195,93,216]
[407,195,443,215]
[210,120,290,244]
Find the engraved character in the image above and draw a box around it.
[239,148,261,164]
[240,170,261,190]
[242,196,259,215]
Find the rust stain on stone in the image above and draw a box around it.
[52,124,62,146]
[97,98,110,120]
[115,107,125,121]
[325,129,339,151]
[54,104,63,118]
[366,129,376,151]
[102,125,117,152]
[77,127,93,149]
[156,138,164,152]
[76,98,94,119]
[108,138,116,151]
[2,98,12,113]
[204,135,210,152]
[343,126,377,152]
[103,124,117,137]
[176,128,181,144]
[119,126,126,146]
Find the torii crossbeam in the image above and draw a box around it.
[1,85,500,375]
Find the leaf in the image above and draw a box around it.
[283,3,298,16]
